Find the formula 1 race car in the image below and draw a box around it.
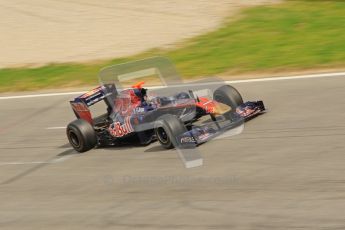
[67,81,265,152]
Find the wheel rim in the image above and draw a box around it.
[156,127,169,144]
[69,130,80,148]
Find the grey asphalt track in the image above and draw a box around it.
[1,75,345,229]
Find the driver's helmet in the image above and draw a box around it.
[132,81,147,102]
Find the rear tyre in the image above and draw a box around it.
[67,119,97,152]
[154,114,187,149]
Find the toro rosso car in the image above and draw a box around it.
[67,81,265,152]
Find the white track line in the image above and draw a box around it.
[0,155,73,166]
[46,126,66,130]
[0,91,85,100]
[1,71,345,100]
[226,71,345,83]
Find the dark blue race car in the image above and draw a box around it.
[67,81,265,152]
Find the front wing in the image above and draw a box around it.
[177,101,266,147]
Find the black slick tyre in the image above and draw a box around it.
[66,119,97,152]
[213,85,243,110]
[154,114,187,149]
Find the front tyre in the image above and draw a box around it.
[213,85,243,110]
[154,114,187,149]
[67,119,97,152]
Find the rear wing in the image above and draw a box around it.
[70,84,117,124]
